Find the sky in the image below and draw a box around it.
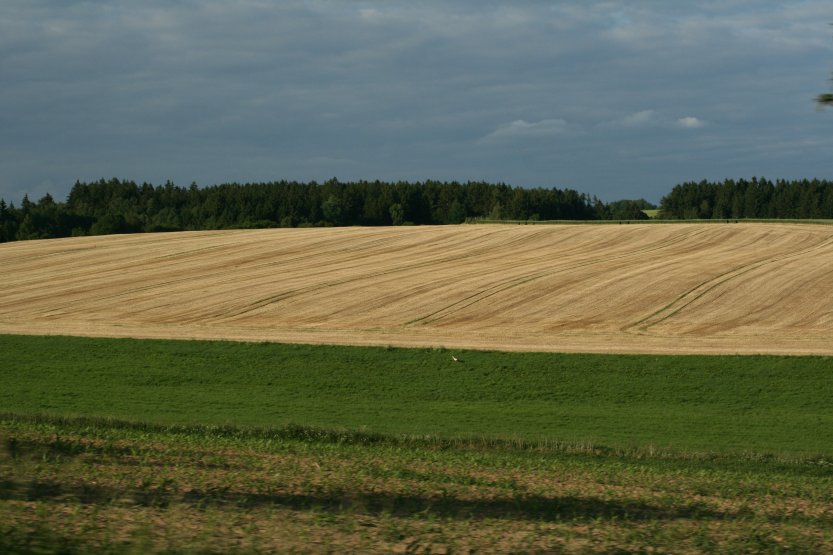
[1,1,832,204]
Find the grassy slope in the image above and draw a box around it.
[3,334,833,455]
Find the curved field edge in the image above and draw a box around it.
[3,223,833,356]
[2,414,832,554]
[3,334,833,456]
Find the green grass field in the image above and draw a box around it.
[3,334,833,456]
[4,333,833,553]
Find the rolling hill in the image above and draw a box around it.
[2,223,833,355]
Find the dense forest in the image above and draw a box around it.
[2,176,832,243]
[660,177,833,220]
[0,178,654,242]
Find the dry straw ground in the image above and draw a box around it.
[2,223,833,355]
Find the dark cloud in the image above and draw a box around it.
[1,0,831,203]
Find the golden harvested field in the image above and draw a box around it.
[2,223,833,355]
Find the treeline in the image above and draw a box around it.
[661,177,833,220]
[4,176,833,243]
[0,178,655,242]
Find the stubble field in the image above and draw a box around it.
[2,223,833,355]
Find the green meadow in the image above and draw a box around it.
[4,333,833,552]
[3,334,833,456]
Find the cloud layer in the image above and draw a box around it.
[1,1,831,203]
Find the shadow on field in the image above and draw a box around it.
[1,477,746,523]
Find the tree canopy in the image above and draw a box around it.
[0,178,615,242]
[6,175,833,244]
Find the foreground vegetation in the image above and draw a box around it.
[3,334,833,455]
[2,414,832,553]
[5,334,833,551]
